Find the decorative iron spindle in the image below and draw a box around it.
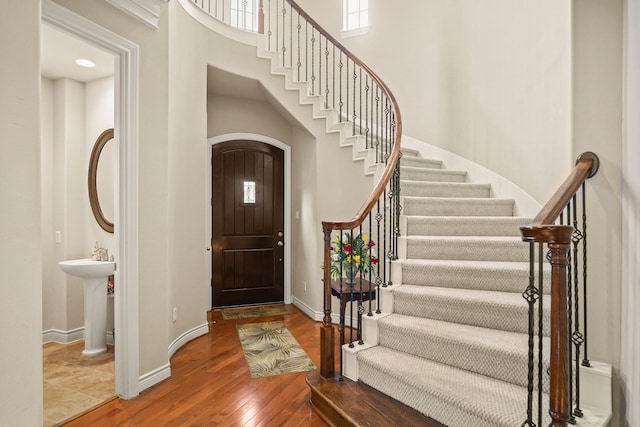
[365,75,370,148]
[339,53,343,121]
[296,13,301,81]
[352,66,357,136]
[537,242,544,426]
[581,183,590,368]
[318,35,322,102]
[522,242,539,427]
[325,43,329,109]
[571,194,584,418]
[565,204,576,425]
[310,28,315,95]
[267,0,271,49]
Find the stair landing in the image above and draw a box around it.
[306,370,444,427]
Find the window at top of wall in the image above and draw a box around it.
[343,0,369,37]
[231,0,258,32]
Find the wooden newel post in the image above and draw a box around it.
[320,226,335,378]
[547,228,573,427]
[521,225,573,427]
[258,0,264,34]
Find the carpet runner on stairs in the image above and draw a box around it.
[355,153,552,426]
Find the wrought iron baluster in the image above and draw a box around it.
[571,194,584,418]
[275,0,279,53]
[281,2,286,66]
[522,242,539,427]
[325,41,329,109]
[352,66,357,136]
[318,35,322,102]
[382,188,388,288]
[359,68,363,136]
[348,228,355,348]
[296,12,301,81]
[267,0,271,49]
[375,86,380,164]
[367,214,374,317]
[310,28,315,95]
[339,52,343,122]
[332,45,336,110]
[565,203,576,425]
[346,58,349,126]
[304,21,307,82]
[289,2,292,68]
[375,201,382,313]
[365,75,369,148]
[581,183,590,367]
[537,242,544,426]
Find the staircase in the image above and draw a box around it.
[346,155,551,426]
[186,1,612,425]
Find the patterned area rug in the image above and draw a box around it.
[236,321,316,378]
[221,304,288,320]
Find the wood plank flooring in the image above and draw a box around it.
[64,305,329,426]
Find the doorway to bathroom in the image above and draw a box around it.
[211,140,285,307]
[42,0,140,416]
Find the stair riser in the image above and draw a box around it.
[401,168,467,182]
[400,263,551,294]
[401,157,443,169]
[405,239,531,262]
[401,183,491,198]
[403,199,515,217]
[403,217,527,236]
[393,290,551,336]
[378,319,550,392]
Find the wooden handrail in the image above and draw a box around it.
[286,0,404,379]
[285,0,403,232]
[520,151,599,427]
[529,151,599,227]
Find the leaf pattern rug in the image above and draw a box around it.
[236,321,316,378]
[222,304,289,320]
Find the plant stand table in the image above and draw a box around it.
[330,278,377,347]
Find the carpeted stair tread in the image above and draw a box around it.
[404,236,530,262]
[403,197,515,217]
[400,181,491,198]
[400,166,468,182]
[399,259,551,293]
[377,314,550,391]
[404,215,530,236]
[392,285,550,336]
[357,346,548,427]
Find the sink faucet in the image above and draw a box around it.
[92,242,110,262]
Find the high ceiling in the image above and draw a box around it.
[41,23,114,82]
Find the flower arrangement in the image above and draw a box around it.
[328,232,378,282]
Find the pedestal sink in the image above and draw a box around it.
[59,259,115,356]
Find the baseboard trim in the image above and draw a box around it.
[42,327,84,344]
[138,363,171,393]
[291,297,353,325]
[168,323,209,359]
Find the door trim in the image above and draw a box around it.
[207,134,291,306]
[42,0,140,399]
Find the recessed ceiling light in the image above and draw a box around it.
[75,58,96,68]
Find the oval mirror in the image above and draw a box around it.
[88,128,114,233]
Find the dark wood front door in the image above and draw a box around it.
[211,140,285,308]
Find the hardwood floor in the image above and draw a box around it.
[64,305,329,426]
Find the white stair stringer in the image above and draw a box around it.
[345,152,612,426]
[255,35,396,177]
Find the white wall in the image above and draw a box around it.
[297,0,574,204]
[571,4,624,423]
[621,0,640,424]
[0,1,43,425]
